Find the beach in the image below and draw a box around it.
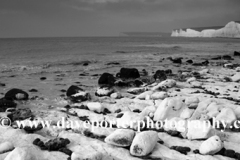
[1,36,240,160]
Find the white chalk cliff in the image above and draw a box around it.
[171,21,240,38]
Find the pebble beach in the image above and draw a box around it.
[1,37,240,160]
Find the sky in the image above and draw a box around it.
[0,0,240,38]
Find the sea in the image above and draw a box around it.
[0,36,240,107]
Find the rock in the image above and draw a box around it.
[140,106,156,118]
[70,91,90,102]
[0,142,14,154]
[198,69,209,75]
[29,89,38,92]
[135,91,153,100]
[202,60,209,66]
[236,67,240,72]
[180,108,194,119]
[0,99,17,112]
[110,93,122,99]
[186,120,213,140]
[98,73,115,86]
[4,147,33,160]
[211,56,222,60]
[130,131,158,157]
[165,69,172,75]
[4,88,29,100]
[7,108,33,121]
[105,129,135,147]
[170,146,191,155]
[44,138,70,151]
[87,102,104,113]
[151,79,176,91]
[224,63,234,69]
[118,68,140,79]
[186,59,193,64]
[71,151,103,160]
[95,86,114,97]
[154,97,185,121]
[40,77,46,80]
[199,136,223,155]
[170,57,182,64]
[222,55,233,60]
[153,70,167,81]
[186,77,196,83]
[215,108,237,126]
[66,85,84,97]
[234,51,240,56]
[127,88,146,95]
[190,81,203,88]
[231,73,240,82]
[150,92,168,100]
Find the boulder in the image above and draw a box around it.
[118,68,140,79]
[130,131,158,156]
[98,73,115,86]
[234,51,240,56]
[95,86,114,97]
[110,93,122,99]
[87,102,104,113]
[154,97,185,121]
[170,57,182,64]
[186,120,213,140]
[215,108,237,126]
[153,70,167,81]
[4,88,29,100]
[150,92,168,100]
[0,99,17,112]
[4,147,33,160]
[66,85,83,97]
[199,136,223,155]
[222,55,233,60]
[231,73,240,82]
[105,129,135,147]
[7,108,33,121]
[0,142,14,154]
[186,59,193,64]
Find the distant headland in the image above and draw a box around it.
[171,21,240,38]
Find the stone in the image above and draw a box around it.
[186,120,213,140]
[170,57,182,64]
[215,108,237,126]
[234,51,240,56]
[150,92,168,100]
[0,142,14,154]
[105,129,135,147]
[4,147,33,160]
[71,151,103,160]
[70,91,90,102]
[95,86,114,97]
[0,99,17,112]
[185,97,199,109]
[66,85,83,97]
[110,93,122,99]
[190,81,203,88]
[135,91,153,100]
[222,55,233,60]
[118,68,140,79]
[153,70,167,81]
[7,108,33,121]
[186,77,196,83]
[199,136,223,155]
[154,98,185,121]
[151,79,176,90]
[231,73,240,82]
[44,138,70,151]
[198,69,209,75]
[98,73,115,86]
[186,59,193,64]
[4,88,29,100]
[87,102,104,113]
[170,146,191,155]
[127,88,146,95]
[130,131,158,157]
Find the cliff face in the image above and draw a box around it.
[171,21,240,38]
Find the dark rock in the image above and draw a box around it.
[29,89,38,92]
[170,57,182,64]
[102,108,111,115]
[106,62,120,65]
[119,68,140,79]
[22,124,43,133]
[133,79,143,87]
[79,73,89,76]
[5,88,29,100]
[60,89,66,93]
[116,113,124,118]
[186,60,193,64]
[33,138,41,145]
[153,70,167,81]
[79,116,90,121]
[222,55,233,60]
[211,56,222,60]
[234,51,240,56]
[114,80,129,87]
[193,149,200,154]
[157,140,164,144]
[170,146,191,155]
[83,63,89,66]
[235,152,240,160]
[66,85,84,97]
[132,109,141,113]
[0,99,17,112]
[0,83,6,87]
[8,108,33,121]
[45,138,70,151]
[59,148,72,156]
[114,109,122,113]
[40,77,47,80]
[192,63,203,66]
[202,60,209,66]
[216,147,226,156]
[165,69,172,75]
[98,73,115,86]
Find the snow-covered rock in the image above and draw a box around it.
[87,102,104,113]
[150,92,168,100]
[0,142,14,154]
[215,108,237,126]
[4,148,33,160]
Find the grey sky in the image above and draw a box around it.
[0,0,240,37]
